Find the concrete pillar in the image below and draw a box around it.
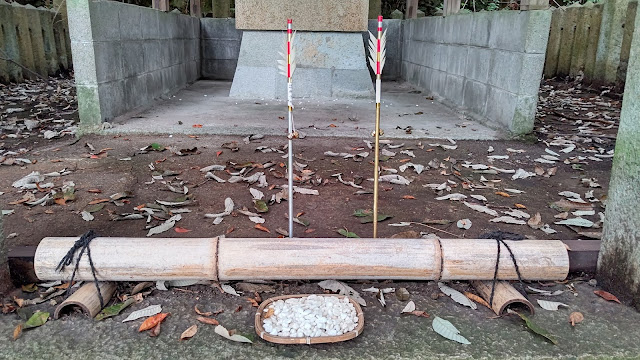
[618,0,638,82]
[583,2,603,81]
[368,0,381,18]
[520,0,549,10]
[190,0,201,17]
[0,0,23,82]
[152,0,170,11]
[597,7,640,310]
[595,0,629,84]
[570,4,591,77]
[406,0,418,19]
[556,3,580,77]
[544,8,563,78]
[212,0,230,18]
[11,2,37,79]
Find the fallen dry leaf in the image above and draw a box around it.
[464,292,491,310]
[226,226,235,234]
[515,204,527,209]
[174,227,192,233]
[234,305,243,313]
[408,310,430,318]
[149,322,162,337]
[264,307,275,319]
[197,316,220,326]
[139,313,170,332]
[402,195,416,200]
[194,305,212,317]
[88,198,110,205]
[594,290,621,304]
[254,224,271,233]
[180,325,198,341]
[192,124,203,128]
[569,312,584,326]
[87,189,102,193]
[495,192,511,198]
[12,324,22,341]
[247,297,259,307]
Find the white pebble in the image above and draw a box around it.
[263,295,358,338]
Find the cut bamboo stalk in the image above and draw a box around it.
[34,237,569,282]
[54,282,117,319]
[472,280,534,315]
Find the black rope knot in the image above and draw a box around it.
[56,230,104,308]
[488,238,528,307]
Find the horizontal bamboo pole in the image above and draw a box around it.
[34,237,569,282]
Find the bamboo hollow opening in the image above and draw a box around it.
[34,237,569,282]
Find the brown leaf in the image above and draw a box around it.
[304,228,316,234]
[226,226,235,235]
[402,195,416,200]
[264,307,275,319]
[174,227,192,233]
[464,291,491,310]
[54,282,74,290]
[13,324,22,340]
[528,212,543,229]
[194,305,212,317]
[254,224,271,233]
[247,297,259,307]
[254,292,262,302]
[409,310,430,318]
[87,189,102,194]
[149,322,162,337]
[495,192,511,198]
[139,313,170,332]
[234,305,243,313]
[180,325,198,341]
[88,198,110,205]
[569,312,584,326]
[594,290,621,304]
[54,198,67,206]
[197,316,220,326]
[515,204,527,209]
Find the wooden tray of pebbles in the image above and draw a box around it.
[255,294,365,344]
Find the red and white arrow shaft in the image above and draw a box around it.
[287,19,294,238]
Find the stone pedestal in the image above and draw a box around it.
[597,6,640,309]
[230,31,374,99]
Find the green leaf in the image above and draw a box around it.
[21,284,38,293]
[360,214,393,224]
[294,217,310,227]
[23,311,49,330]
[85,203,105,213]
[337,228,360,238]
[150,143,165,151]
[95,298,135,321]
[515,312,558,345]
[353,209,372,217]
[254,200,269,213]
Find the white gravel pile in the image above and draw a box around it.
[262,295,359,337]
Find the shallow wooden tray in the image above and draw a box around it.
[255,294,365,345]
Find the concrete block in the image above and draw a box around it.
[235,0,368,32]
[202,39,241,60]
[38,10,59,75]
[488,11,529,52]
[97,80,125,121]
[230,66,277,98]
[122,41,146,78]
[24,7,48,77]
[141,7,160,40]
[124,76,148,110]
[201,59,238,80]
[488,50,523,94]
[174,63,188,88]
[186,60,199,83]
[118,3,143,40]
[168,39,185,66]
[523,10,552,54]
[465,47,491,83]
[94,41,123,83]
[444,14,472,45]
[200,18,241,40]
[88,0,121,41]
[462,79,488,116]
[430,69,447,97]
[417,66,432,90]
[143,40,163,73]
[518,53,546,96]
[275,68,333,98]
[70,41,98,85]
[444,74,464,107]
[445,45,468,77]
[469,11,490,47]
[331,69,375,98]
[144,71,164,99]
[511,94,537,134]
[485,86,517,129]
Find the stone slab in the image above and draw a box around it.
[235,0,368,32]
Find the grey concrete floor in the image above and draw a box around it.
[107,80,504,140]
[2,282,640,360]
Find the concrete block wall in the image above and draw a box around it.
[0,1,72,83]
[68,0,200,129]
[201,18,242,80]
[401,11,551,134]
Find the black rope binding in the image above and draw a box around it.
[56,230,104,308]
[488,238,528,307]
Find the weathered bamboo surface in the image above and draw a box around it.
[35,237,217,281]
[472,280,534,315]
[34,237,569,282]
[54,282,117,319]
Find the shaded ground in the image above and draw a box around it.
[0,77,635,359]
